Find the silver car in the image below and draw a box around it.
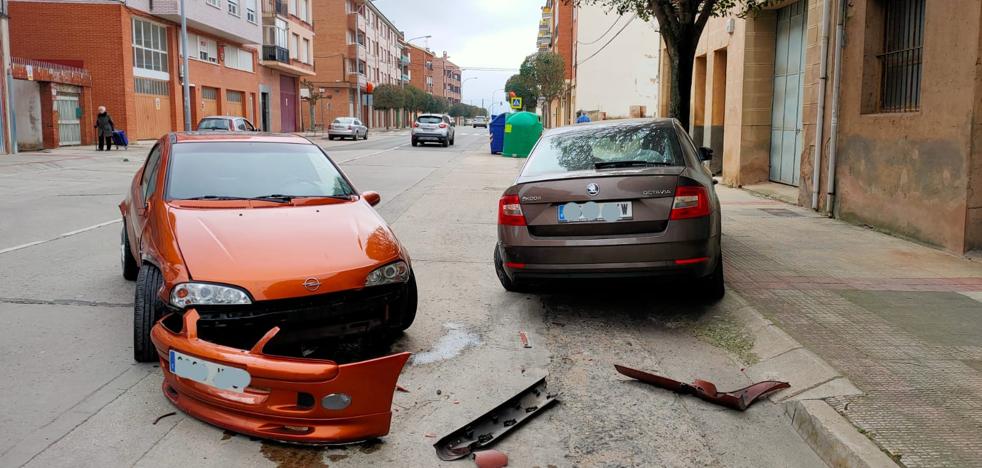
[411,114,455,147]
[328,117,368,140]
[196,116,257,132]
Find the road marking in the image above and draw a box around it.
[0,219,121,255]
[342,145,404,163]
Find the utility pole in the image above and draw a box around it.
[179,0,192,131]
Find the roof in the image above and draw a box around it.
[543,118,679,136]
[170,132,313,144]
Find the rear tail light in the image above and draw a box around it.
[439,123,448,128]
[670,185,711,220]
[346,125,352,130]
[413,122,420,128]
[498,195,526,226]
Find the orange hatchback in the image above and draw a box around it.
[119,133,417,363]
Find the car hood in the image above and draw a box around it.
[168,202,404,300]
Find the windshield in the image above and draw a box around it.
[417,116,443,124]
[197,119,229,131]
[521,124,683,178]
[333,118,355,125]
[166,142,355,200]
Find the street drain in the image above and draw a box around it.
[760,208,802,217]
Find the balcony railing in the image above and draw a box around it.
[399,55,410,65]
[262,45,290,63]
[263,0,287,17]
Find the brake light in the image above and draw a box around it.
[498,195,526,226]
[413,122,420,128]
[346,125,351,130]
[439,123,448,128]
[670,185,710,220]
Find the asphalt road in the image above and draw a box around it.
[0,130,826,467]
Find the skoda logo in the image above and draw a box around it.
[303,278,321,291]
[586,183,600,196]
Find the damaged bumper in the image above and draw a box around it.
[150,309,410,444]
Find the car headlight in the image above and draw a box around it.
[170,282,252,308]
[365,261,410,287]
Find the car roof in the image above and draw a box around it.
[542,117,679,137]
[170,132,312,144]
[199,116,238,120]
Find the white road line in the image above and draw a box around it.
[342,145,404,163]
[0,219,121,255]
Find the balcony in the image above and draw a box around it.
[400,55,411,65]
[347,12,366,32]
[262,45,289,63]
[348,43,366,62]
[148,0,260,44]
[260,45,315,76]
[262,0,287,18]
[348,72,367,89]
[401,73,410,82]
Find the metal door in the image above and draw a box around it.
[769,1,807,186]
[280,75,297,132]
[55,94,81,146]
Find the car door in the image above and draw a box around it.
[235,118,248,132]
[355,119,366,136]
[128,143,163,256]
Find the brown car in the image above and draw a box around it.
[494,118,724,299]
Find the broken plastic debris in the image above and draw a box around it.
[473,449,508,468]
[518,331,532,348]
[614,364,789,411]
[433,376,558,461]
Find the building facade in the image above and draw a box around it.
[432,52,460,104]
[679,0,982,254]
[9,0,271,142]
[308,0,402,130]
[406,43,434,95]
[0,0,14,154]
[258,0,315,132]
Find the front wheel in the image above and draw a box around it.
[411,139,418,147]
[441,138,449,148]
[134,264,164,362]
[395,272,417,331]
[363,132,369,140]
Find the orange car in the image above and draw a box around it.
[119,132,415,442]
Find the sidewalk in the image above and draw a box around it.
[719,186,982,467]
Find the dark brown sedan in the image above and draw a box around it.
[494,118,724,299]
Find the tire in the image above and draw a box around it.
[450,136,455,146]
[363,132,369,140]
[134,264,164,363]
[396,272,418,331]
[121,222,138,281]
[412,139,418,147]
[494,246,527,293]
[328,136,336,141]
[700,255,725,302]
[441,138,449,148]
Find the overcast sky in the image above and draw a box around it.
[373,0,543,114]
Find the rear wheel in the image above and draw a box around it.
[450,135,455,146]
[700,255,725,302]
[134,264,165,362]
[441,138,449,148]
[494,246,527,293]
[121,222,138,281]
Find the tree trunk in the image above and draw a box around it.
[666,31,698,133]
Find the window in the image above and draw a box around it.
[224,45,254,72]
[202,87,218,100]
[863,0,925,113]
[290,33,300,59]
[299,0,309,22]
[206,0,219,7]
[227,90,244,104]
[141,145,162,201]
[245,0,257,23]
[191,34,218,63]
[521,125,683,179]
[302,38,311,64]
[134,77,169,96]
[358,60,366,75]
[289,0,297,16]
[227,0,239,16]
[132,18,169,74]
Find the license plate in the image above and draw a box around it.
[558,201,633,223]
[170,350,251,393]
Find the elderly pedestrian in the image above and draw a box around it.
[94,106,115,151]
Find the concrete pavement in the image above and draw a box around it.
[0,131,827,467]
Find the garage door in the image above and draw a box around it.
[280,75,297,132]
[134,78,171,140]
[768,1,807,186]
[201,86,218,118]
[226,90,245,117]
[54,93,81,146]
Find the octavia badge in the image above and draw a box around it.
[303,278,321,291]
[586,183,600,196]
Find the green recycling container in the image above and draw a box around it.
[501,112,543,158]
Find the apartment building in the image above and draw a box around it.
[308,0,402,129]
[681,0,981,254]
[9,0,265,141]
[432,52,461,104]
[406,43,435,94]
[258,0,315,132]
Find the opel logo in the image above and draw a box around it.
[586,183,600,196]
[303,278,321,291]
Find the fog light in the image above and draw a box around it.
[322,393,352,410]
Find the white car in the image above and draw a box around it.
[328,117,368,140]
[411,114,455,147]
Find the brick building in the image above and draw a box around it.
[307,0,402,129]
[432,52,461,105]
[258,0,315,132]
[406,43,434,95]
[7,0,308,142]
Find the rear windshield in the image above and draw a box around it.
[197,119,228,131]
[333,118,355,124]
[166,142,354,200]
[521,125,683,178]
[417,116,442,124]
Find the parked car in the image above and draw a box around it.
[411,114,455,147]
[494,118,723,299]
[328,117,368,140]
[472,116,488,128]
[196,116,257,132]
[119,132,417,363]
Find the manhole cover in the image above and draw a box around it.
[760,208,802,217]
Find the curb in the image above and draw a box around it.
[724,294,899,468]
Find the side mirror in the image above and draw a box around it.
[362,191,381,207]
[698,147,714,161]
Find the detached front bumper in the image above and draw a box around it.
[151,309,410,444]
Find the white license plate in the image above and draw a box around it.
[169,350,251,393]
[558,201,633,223]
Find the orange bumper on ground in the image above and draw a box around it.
[150,309,411,444]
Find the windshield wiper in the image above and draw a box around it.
[184,195,291,203]
[594,161,674,169]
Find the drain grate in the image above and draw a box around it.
[759,208,802,218]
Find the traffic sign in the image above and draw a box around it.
[509,97,523,110]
